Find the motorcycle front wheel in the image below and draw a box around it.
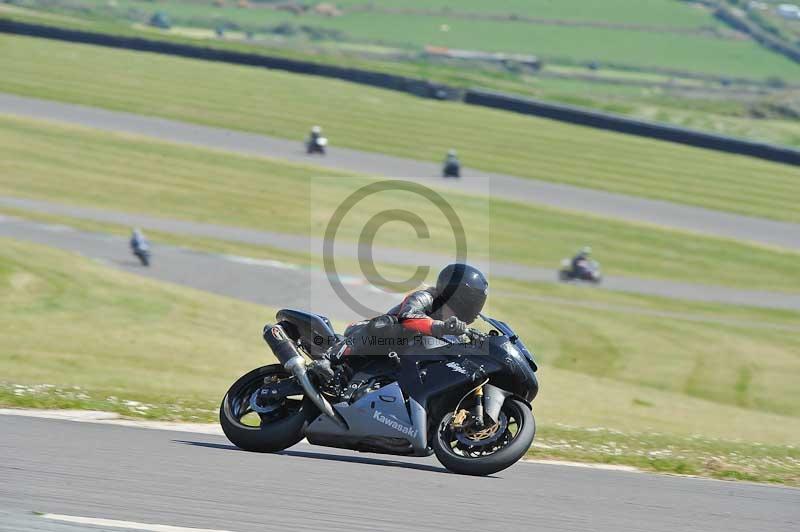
[220,364,309,453]
[432,398,535,476]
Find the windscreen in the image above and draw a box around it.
[479,314,538,370]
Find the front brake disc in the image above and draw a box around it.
[455,411,509,447]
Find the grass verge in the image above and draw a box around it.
[530,425,799,485]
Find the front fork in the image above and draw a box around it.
[473,384,485,428]
[452,382,510,429]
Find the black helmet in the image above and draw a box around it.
[435,263,488,324]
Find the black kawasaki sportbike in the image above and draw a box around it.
[220,309,539,476]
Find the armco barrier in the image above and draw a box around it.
[465,89,800,166]
[0,19,462,101]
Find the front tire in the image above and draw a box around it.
[432,398,535,476]
[220,364,309,453]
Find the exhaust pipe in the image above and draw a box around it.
[263,324,347,430]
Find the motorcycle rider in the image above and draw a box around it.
[443,149,460,177]
[130,228,149,254]
[309,125,322,145]
[570,246,592,276]
[313,263,489,380]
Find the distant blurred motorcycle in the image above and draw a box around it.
[442,149,460,178]
[306,125,328,155]
[558,258,601,283]
[306,135,328,155]
[130,229,151,267]
[443,161,460,178]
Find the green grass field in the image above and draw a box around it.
[110,0,725,29]
[5,203,800,421]
[1,2,799,487]
[337,0,721,27]
[9,0,800,150]
[284,13,794,80]
[1,239,798,483]
[2,114,799,293]
[16,0,800,80]
[0,238,275,418]
[1,35,799,224]
[515,75,800,147]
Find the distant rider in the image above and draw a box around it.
[312,263,489,380]
[443,149,460,177]
[130,228,149,254]
[309,125,322,144]
[571,246,592,275]
[445,149,459,167]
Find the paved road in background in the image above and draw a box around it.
[3,213,798,334]
[3,203,800,311]
[1,93,799,251]
[0,215,397,322]
[2,415,797,532]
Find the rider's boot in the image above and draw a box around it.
[307,342,349,384]
[308,358,335,383]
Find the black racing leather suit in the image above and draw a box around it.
[331,288,450,360]
[386,287,444,336]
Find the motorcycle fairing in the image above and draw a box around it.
[305,382,421,455]
[303,319,538,457]
[303,352,484,456]
[480,315,538,371]
[276,309,338,358]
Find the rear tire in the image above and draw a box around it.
[432,398,535,476]
[220,364,309,453]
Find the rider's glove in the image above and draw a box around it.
[432,316,467,337]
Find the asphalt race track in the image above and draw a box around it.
[2,213,800,312]
[0,215,398,322]
[1,92,799,251]
[1,415,798,532]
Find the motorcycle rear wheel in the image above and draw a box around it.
[220,364,309,453]
[433,398,535,476]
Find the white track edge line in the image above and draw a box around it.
[41,513,235,532]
